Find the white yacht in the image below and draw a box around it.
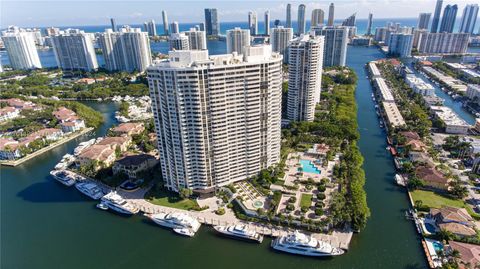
[214,224,263,243]
[173,228,195,237]
[75,182,104,200]
[73,139,95,156]
[271,231,345,257]
[101,191,139,215]
[50,170,75,186]
[146,212,201,233]
[54,154,75,170]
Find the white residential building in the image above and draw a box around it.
[1,27,42,70]
[168,33,190,51]
[417,32,470,54]
[311,26,348,67]
[147,45,282,193]
[51,29,98,71]
[98,27,152,72]
[405,74,435,96]
[430,106,470,134]
[270,27,293,63]
[144,20,157,36]
[226,27,250,54]
[311,9,325,28]
[388,33,413,58]
[183,28,207,50]
[287,35,324,122]
[466,84,480,104]
[248,11,258,35]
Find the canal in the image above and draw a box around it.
[1,46,427,268]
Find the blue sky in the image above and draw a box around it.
[1,0,479,28]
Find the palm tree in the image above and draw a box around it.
[439,229,453,242]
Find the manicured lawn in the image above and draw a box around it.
[145,188,199,210]
[300,193,313,208]
[410,190,464,209]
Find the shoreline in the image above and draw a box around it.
[0,127,94,167]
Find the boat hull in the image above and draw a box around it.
[213,227,263,243]
[271,239,344,257]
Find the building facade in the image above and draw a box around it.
[162,10,169,35]
[168,33,190,51]
[271,27,293,63]
[417,32,470,54]
[327,3,335,26]
[264,11,271,36]
[297,4,306,35]
[226,28,250,54]
[204,8,220,36]
[248,11,258,35]
[459,4,479,34]
[312,26,348,67]
[431,0,443,33]
[287,35,324,122]
[1,28,42,70]
[388,33,413,58]
[184,28,207,50]
[286,3,292,28]
[418,13,431,30]
[51,29,98,71]
[311,9,325,28]
[439,4,458,33]
[147,46,282,192]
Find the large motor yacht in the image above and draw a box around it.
[75,181,104,200]
[214,224,263,243]
[146,212,201,233]
[271,231,345,257]
[50,170,76,186]
[100,191,139,215]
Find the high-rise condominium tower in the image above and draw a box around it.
[342,13,356,27]
[147,45,283,193]
[144,20,156,36]
[312,26,348,67]
[170,22,180,34]
[98,27,152,72]
[205,8,220,36]
[265,11,271,35]
[248,11,258,35]
[459,4,479,34]
[226,27,250,54]
[51,29,98,71]
[271,26,293,63]
[162,10,169,35]
[287,35,324,122]
[439,4,458,33]
[418,13,431,30]
[366,13,373,35]
[327,3,335,26]
[184,28,207,50]
[1,27,42,70]
[388,33,413,58]
[168,33,189,50]
[311,9,325,28]
[110,18,117,32]
[431,0,443,33]
[297,4,306,35]
[286,4,292,28]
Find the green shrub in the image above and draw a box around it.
[288,196,297,203]
[315,208,324,216]
[317,193,326,200]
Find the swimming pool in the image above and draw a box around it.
[432,241,444,253]
[299,160,321,174]
[424,223,437,234]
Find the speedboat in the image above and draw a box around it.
[50,170,75,186]
[100,191,139,215]
[75,181,104,200]
[73,139,95,155]
[271,231,345,257]
[146,212,201,233]
[96,202,108,210]
[173,228,195,237]
[214,224,263,243]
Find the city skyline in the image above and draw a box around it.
[3,0,480,28]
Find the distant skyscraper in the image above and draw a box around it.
[51,29,98,71]
[417,32,469,54]
[45,27,60,36]
[388,33,413,58]
[274,20,281,27]
[205,8,220,36]
[342,13,356,27]
[439,4,458,33]
[286,3,292,28]
[312,26,348,67]
[265,11,271,35]
[287,35,324,122]
[459,4,479,34]
[297,4,306,35]
[327,3,335,26]
[98,27,152,72]
[418,13,431,30]
[248,11,258,35]
[226,27,250,54]
[271,26,293,63]
[184,28,207,50]
[170,21,180,34]
[374,27,388,42]
[311,9,325,27]
[147,46,282,193]
[431,0,443,33]
[366,13,373,35]
[144,20,156,36]
[110,18,117,32]
[168,33,189,50]
[1,28,42,70]
[162,10,169,35]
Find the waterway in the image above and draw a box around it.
[1,47,427,268]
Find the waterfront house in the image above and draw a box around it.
[409,152,435,167]
[414,166,450,190]
[31,128,64,141]
[60,120,85,133]
[0,106,20,122]
[0,98,41,111]
[112,153,158,179]
[96,136,131,152]
[76,145,116,169]
[447,241,480,269]
[53,107,85,133]
[53,107,77,122]
[0,138,21,160]
[399,131,427,152]
[111,122,145,137]
[429,207,476,237]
